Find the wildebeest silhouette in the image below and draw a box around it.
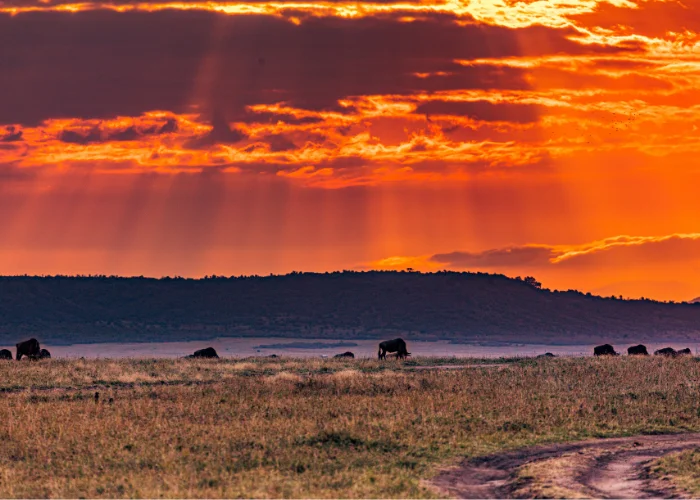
[16,338,40,360]
[191,347,219,358]
[537,352,556,358]
[677,348,692,356]
[38,349,51,359]
[334,351,355,359]
[0,349,12,360]
[654,347,677,357]
[378,338,410,360]
[593,344,618,356]
[627,344,649,356]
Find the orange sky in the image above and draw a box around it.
[1,0,700,300]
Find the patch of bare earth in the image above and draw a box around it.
[432,433,700,498]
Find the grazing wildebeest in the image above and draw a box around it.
[334,351,355,359]
[627,344,649,356]
[537,352,556,358]
[38,349,51,359]
[593,344,618,356]
[654,347,677,357]
[677,348,692,356]
[378,338,410,360]
[191,347,219,358]
[0,349,12,360]
[16,338,40,360]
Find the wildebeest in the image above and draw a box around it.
[16,338,40,360]
[593,344,618,356]
[189,347,219,359]
[334,351,355,359]
[627,344,649,356]
[677,348,692,356]
[378,338,410,360]
[0,349,12,360]
[38,349,51,359]
[537,352,556,358]
[654,347,677,357]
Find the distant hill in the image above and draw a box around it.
[0,271,699,346]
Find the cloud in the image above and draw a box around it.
[58,127,103,144]
[184,112,247,149]
[427,234,700,271]
[415,100,542,123]
[0,11,639,125]
[261,133,297,152]
[0,0,429,8]
[239,110,324,125]
[0,126,23,142]
[571,0,700,40]
[432,246,556,268]
[553,234,700,268]
[52,115,183,145]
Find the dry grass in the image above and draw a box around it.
[650,448,700,496]
[514,453,591,499]
[1,356,700,497]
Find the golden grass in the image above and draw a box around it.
[1,356,700,497]
[650,447,700,496]
[514,453,591,499]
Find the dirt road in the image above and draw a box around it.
[431,433,700,498]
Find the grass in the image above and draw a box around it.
[650,448,700,496]
[1,356,700,497]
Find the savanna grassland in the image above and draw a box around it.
[2,356,700,498]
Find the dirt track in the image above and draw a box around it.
[432,433,700,498]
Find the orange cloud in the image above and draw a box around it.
[0,0,621,26]
[429,234,700,269]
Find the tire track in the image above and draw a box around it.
[432,433,700,498]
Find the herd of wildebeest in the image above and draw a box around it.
[0,337,411,361]
[0,337,693,361]
[537,343,694,358]
[0,338,51,360]
[593,343,693,357]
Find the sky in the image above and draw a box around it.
[1,0,700,300]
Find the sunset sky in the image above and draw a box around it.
[1,0,700,300]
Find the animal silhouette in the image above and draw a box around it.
[627,344,649,356]
[654,347,677,357]
[188,347,219,359]
[334,351,355,359]
[593,344,618,356]
[16,338,40,360]
[378,338,410,360]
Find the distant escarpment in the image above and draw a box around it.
[0,271,699,345]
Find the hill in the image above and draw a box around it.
[1,271,700,345]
